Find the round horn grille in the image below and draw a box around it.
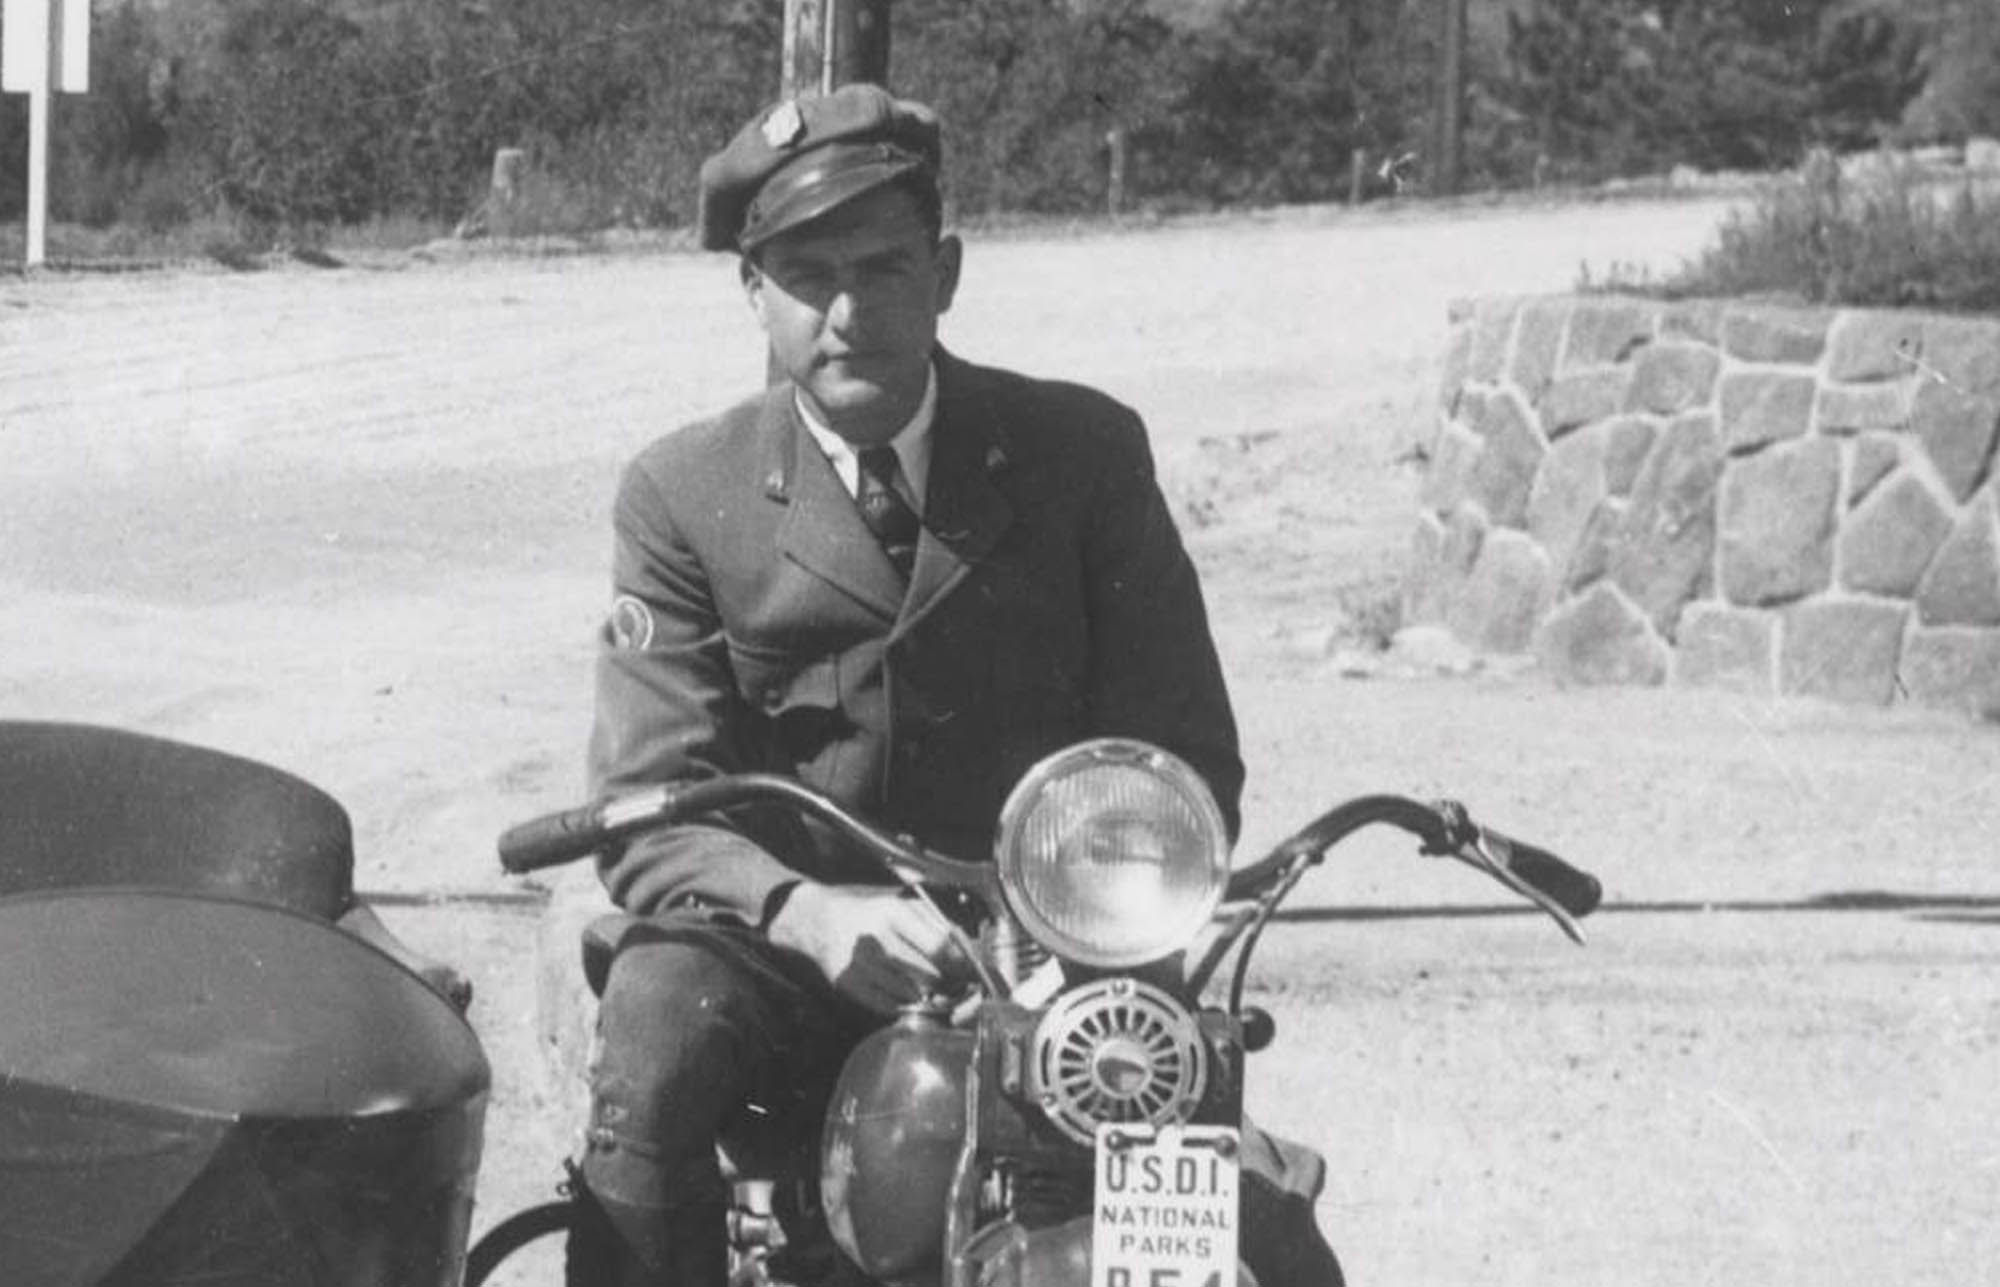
[1029,978,1207,1146]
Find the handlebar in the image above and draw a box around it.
[1192,794,1600,1005]
[497,774,999,897]
[506,775,1598,940]
[1221,794,1600,940]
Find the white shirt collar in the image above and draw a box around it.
[796,364,937,513]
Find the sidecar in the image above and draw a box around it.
[0,721,490,1287]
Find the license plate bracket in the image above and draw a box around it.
[1091,1123,1239,1287]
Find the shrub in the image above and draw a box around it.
[1491,0,1929,186]
[192,1,392,228]
[1661,154,2000,312]
[1901,0,2000,140]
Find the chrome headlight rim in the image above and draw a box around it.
[994,738,1230,969]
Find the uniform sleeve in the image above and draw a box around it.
[586,456,810,920]
[1079,409,1246,840]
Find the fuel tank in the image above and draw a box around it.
[820,1005,974,1281]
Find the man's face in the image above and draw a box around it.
[742,183,962,447]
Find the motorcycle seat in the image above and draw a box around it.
[0,720,353,919]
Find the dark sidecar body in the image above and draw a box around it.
[0,722,489,1287]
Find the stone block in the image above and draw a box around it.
[1780,599,1908,705]
[1909,379,2000,502]
[1421,420,1482,514]
[1968,137,2000,172]
[1439,319,1474,415]
[1720,306,1832,365]
[1838,472,1954,597]
[1674,601,1776,692]
[1509,300,1568,400]
[1609,414,1724,633]
[1921,316,2000,394]
[1566,501,1621,591]
[1718,437,1842,605]
[1625,343,1721,415]
[1916,491,2000,626]
[1660,300,1723,346]
[1449,529,1555,654]
[1441,502,1488,576]
[1535,582,1669,686]
[1539,368,1632,438]
[1385,624,1481,676]
[1600,417,1658,495]
[1564,298,1656,367]
[1527,429,1607,574]
[1720,371,1817,453]
[1816,381,1910,436]
[1826,312,1924,383]
[1465,389,1546,528]
[1403,512,1450,626]
[1898,626,2000,718]
[1847,434,1901,505]
[1468,300,1520,383]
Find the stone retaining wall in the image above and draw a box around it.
[1406,294,2000,716]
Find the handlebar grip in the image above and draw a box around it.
[498,804,609,873]
[1485,828,1602,919]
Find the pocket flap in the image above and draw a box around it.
[731,646,840,715]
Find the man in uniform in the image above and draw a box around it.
[576,84,1342,1286]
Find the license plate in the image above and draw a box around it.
[1091,1123,1239,1287]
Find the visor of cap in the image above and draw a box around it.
[737,141,930,252]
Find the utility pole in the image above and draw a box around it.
[1431,0,1467,196]
[782,0,891,98]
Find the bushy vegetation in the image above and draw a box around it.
[0,0,1997,249]
[1662,156,2000,313]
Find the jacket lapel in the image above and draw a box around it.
[895,352,1016,638]
[766,392,907,624]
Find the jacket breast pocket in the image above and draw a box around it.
[728,644,848,767]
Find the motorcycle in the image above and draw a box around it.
[474,736,1601,1286]
[0,720,1593,1286]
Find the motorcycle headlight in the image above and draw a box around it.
[994,739,1230,968]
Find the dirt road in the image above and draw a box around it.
[5,193,1998,1285]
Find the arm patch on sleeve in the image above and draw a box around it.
[609,594,657,650]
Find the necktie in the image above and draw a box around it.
[856,446,921,579]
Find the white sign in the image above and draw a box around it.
[4,0,89,94]
[1092,1123,1239,1287]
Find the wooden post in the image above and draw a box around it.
[783,0,891,98]
[1348,148,1367,205]
[5,0,80,268]
[26,77,49,267]
[1431,0,1466,196]
[1105,128,1126,218]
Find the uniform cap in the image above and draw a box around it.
[697,84,942,253]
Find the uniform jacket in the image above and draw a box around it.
[588,348,1242,923]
